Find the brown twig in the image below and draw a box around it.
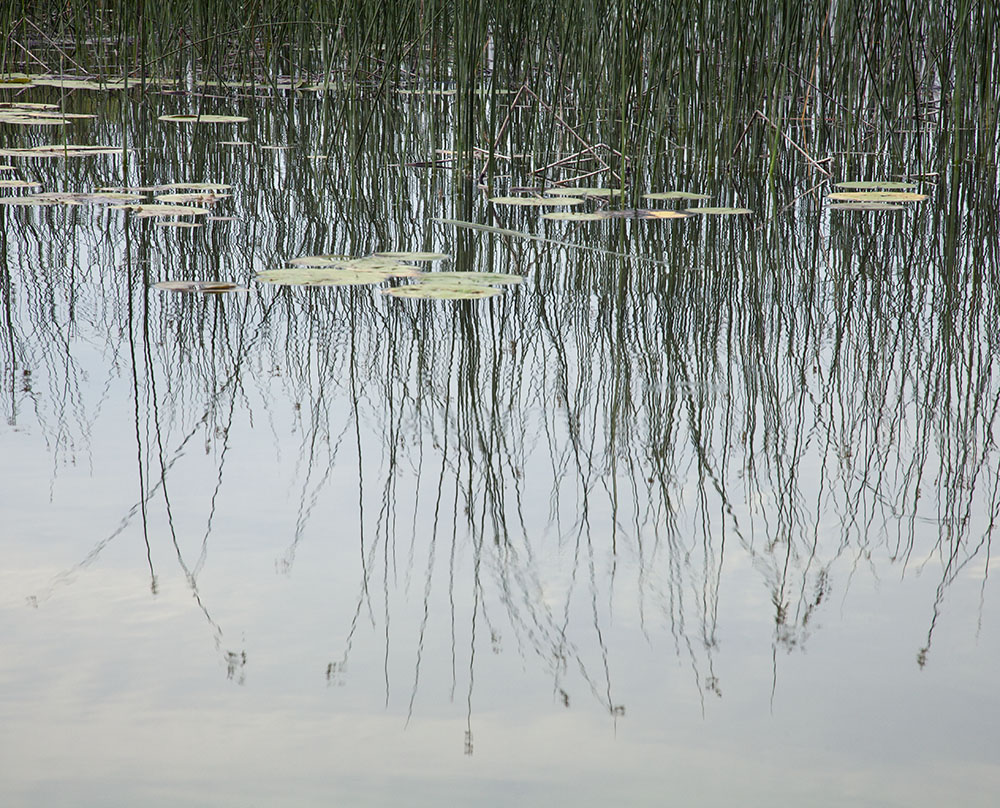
[24,18,86,73]
[755,110,832,176]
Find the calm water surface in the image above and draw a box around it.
[1,84,998,807]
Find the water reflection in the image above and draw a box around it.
[1,84,998,801]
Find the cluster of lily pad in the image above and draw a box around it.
[0,101,95,126]
[489,187,751,220]
[254,252,522,300]
[826,180,928,211]
[0,180,230,224]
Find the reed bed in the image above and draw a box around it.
[3,1,997,171]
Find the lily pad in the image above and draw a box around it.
[827,191,928,203]
[543,187,625,198]
[642,191,711,201]
[0,111,68,126]
[285,256,422,275]
[154,192,230,204]
[490,195,584,207]
[255,267,398,286]
[834,181,919,190]
[0,195,62,206]
[542,212,610,221]
[158,114,249,124]
[383,285,502,300]
[417,272,522,286]
[0,145,120,158]
[0,180,41,188]
[157,221,203,228]
[154,281,246,293]
[828,202,906,211]
[110,203,212,217]
[161,183,233,191]
[374,251,450,261]
[287,255,352,266]
[600,209,690,219]
[684,206,752,215]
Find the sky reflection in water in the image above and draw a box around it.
[1,85,999,807]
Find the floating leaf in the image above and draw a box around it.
[158,113,248,124]
[383,285,502,300]
[828,202,906,211]
[0,191,143,205]
[0,195,62,206]
[161,182,233,191]
[0,144,120,158]
[154,192,230,204]
[490,195,584,207]
[157,221,202,228]
[154,281,246,293]
[600,209,689,220]
[827,191,928,202]
[0,111,68,126]
[110,203,211,217]
[0,179,41,188]
[642,191,711,201]
[544,187,625,198]
[834,181,919,190]
[542,211,610,221]
[374,251,450,261]
[417,272,522,286]
[287,254,351,266]
[255,267,398,286]
[0,102,59,110]
[286,256,422,275]
[684,206,752,215]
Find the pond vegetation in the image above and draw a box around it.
[1,2,999,805]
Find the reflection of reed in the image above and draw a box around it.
[2,77,998,722]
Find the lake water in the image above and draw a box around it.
[1,79,999,807]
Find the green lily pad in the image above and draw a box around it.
[161,183,233,191]
[827,191,928,202]
[0,195,62,206]
[0,111,68,126]
[642,191,711,201]
[0,145,120,158]
[110,203,211,217]
[543,187,625,198]
[0,102,59,110]
[287,254,351,266]
[542,211,611,221]
[490,195,584,207]
[154,192,230,203]
[417,272,522,286]
[684,206,752,215]
[600,209,690,219]
[834,181,919,190]
[383,285,502,300]
[158,114,249,124]
[285,256,422,275]
[374,251,450,261]
[828,202,906,211]
[255,267,397,286]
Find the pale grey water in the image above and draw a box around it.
[1,86,999,806]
